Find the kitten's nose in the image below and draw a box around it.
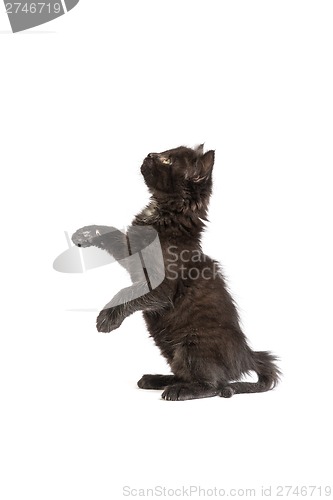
[148,153,158,158]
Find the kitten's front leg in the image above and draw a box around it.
[96,282,150,333]
[96,282,169,333]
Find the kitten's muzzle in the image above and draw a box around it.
[141,154,156,171]
[141,156,154,175]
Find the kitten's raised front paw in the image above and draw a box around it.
[72,226,100,247]
[96,307,123,333]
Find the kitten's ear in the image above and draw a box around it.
[194,143,205,156]
[193,150,215,182]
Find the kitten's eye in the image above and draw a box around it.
[160,157,172,165]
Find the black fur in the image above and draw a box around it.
[72,145,281,401]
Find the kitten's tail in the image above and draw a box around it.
[253,350,281,390]
[220,351,281,398]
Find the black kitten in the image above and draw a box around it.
[72,145,280,401]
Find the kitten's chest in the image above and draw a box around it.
[143,310,187,354]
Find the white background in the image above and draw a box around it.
[1,1,332,499]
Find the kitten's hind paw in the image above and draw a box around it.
[162,382,218,401]
[162,384,185,401]
[138,374,178,390]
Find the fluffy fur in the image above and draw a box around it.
[72,145,281,401]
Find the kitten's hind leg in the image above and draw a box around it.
[162,382,219,401]
[137,374,179,390]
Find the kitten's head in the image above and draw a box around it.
[141,145,215,201]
